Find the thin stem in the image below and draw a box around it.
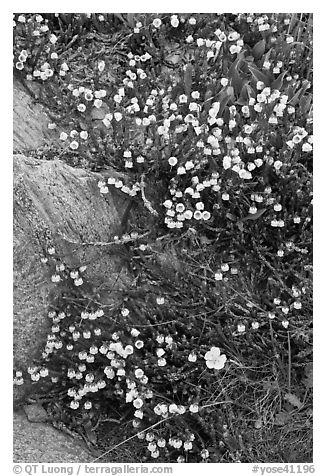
[287,331,292,393]
[91,416,173,463]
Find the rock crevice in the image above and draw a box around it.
[13,78,131,462]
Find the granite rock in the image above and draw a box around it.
[13,154,132,402]
[23,404,49,423]
[13,79,59,153]
[14,411,92,463]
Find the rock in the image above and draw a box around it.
[12,64,133,464]
[13,79,59,153]
[23,404,49,423]
[13,154,132,402]
[13,411,92,463]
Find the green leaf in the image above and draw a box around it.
[216,91,232,117]
[268,131,283,149]
[274,411,292,426]
[289,13,297,32]
[226,212,237,221]
[252,38,266,60]
[239,208,267,222]
[231,68,243,97]
[300,94,312,115]
[303,363,313,389]
[228,55,245,97]
[288,88,302,106]
[283,41,305,56]
[126,13,135,28]
[200,235,211,246]
[90,107,106,120]
[226,85,235,100]
[229,63,243,97]
[285,84,295,100]
[284,393,303,409]
[246,83,256,99]
[263,47,273,64]
[247,63,271,86]
[301,79,312,95]
[90,102,110,120]
[83,421,97,445]
[272,71,288,91]
[289,80,311,106]
[236,82,256,105]
[203,87,215,112]
[184,63,193,97]
[113,13,127,25]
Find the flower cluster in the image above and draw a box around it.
[14,244,231,462]
[14,12,312,463]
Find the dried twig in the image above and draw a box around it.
[287,331,292,393]
[57,230,150,246]
[140,174,159,216]
[91,416,173,463]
